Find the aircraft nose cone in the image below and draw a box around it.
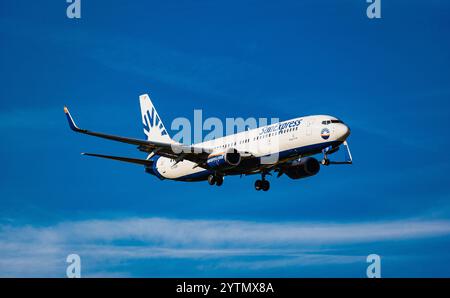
[344,124,351,137]
[339,124,351,140]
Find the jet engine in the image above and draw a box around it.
[207,148,241,170]
[285,157,320,180]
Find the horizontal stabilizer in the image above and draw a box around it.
[82,153,154,167]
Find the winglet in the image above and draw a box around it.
[327,141,353,165]
[63,106,82,132]
[343,141,353,164]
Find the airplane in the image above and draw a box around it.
[64,93,352,191]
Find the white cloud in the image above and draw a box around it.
[1,217,450,277]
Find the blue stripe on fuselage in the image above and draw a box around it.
[172,140,342,182]
[174,169,214,182]
[276,140,341,160]
[147,155,165,180]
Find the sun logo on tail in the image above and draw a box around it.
[143,107,168,137]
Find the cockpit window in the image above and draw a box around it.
[322,119,344,125]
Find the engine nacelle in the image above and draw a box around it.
[207,148,241,170]
[285,157,320,180]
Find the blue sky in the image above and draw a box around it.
[1,0,450,277]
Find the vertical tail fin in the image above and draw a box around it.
[139,94,172,143]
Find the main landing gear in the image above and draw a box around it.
[255,173,270,191]
[208,174,223,186]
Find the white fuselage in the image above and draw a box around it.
[152,115,350,181]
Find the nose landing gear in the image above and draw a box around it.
[321,147,331,166]
[321,158,330,166]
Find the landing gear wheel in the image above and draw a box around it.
[216,176,224,186]
[321,158,330,166]
[255,180,263,191]
[255,179,270,191]
[262,180,270,191]
[207,174,216,185]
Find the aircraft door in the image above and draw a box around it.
[306,120,313,136]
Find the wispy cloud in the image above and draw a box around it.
[1,217,450,276]
[215,254,365,271]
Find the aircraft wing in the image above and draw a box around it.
[81,152,155,166]
[64,106,212,164]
